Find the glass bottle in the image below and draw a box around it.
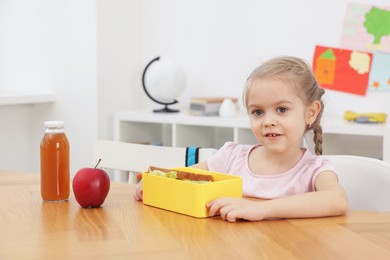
[40,121,70,202]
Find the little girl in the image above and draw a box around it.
[134,56,348,222]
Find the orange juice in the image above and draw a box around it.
[40,121,70,202]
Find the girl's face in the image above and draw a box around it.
[247,79,316,154]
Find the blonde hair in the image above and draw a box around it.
[242,56,325,155]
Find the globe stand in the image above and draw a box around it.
[142,56,180,113]
[153,104,179,113]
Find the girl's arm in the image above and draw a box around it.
[207,171,348,222]
[133,179,143,201]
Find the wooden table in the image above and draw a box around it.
[1,171,390,259]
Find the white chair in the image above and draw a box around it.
[326,155,390,212]
[93,140,217,184]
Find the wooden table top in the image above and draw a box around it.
[1,170,390,259]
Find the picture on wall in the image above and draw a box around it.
[340,3,390,53]
[339,3,390,94]
[369,51,390,92]
[312,45,372,96]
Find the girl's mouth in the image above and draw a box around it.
[265,133,280,137]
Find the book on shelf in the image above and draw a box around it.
[189,96,238,116]
[189,103,221,116]
[190,96,239,104]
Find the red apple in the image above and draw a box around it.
[73,159,110,208]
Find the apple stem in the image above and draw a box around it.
[95,158,102,169]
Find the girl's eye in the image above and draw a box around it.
[277,107,288,113]
[251,109,263,116]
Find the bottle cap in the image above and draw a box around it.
[44,121,65,128]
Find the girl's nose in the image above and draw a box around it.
[263,117,277,127]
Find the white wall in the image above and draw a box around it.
[0,0,98,175]
[97,0,143,139]
[139,0,389,118]
[0,0,388,174]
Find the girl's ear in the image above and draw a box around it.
[306,100,321,125]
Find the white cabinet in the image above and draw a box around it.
[114,110,390,163]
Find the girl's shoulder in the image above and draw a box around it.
[300,149,336,173]
[208,142,255,173]
[219,142,257,155]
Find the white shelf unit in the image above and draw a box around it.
[114,110,390,163]
[114,110,256,148]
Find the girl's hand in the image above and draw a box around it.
[133,182,143,201]
[206,198,267,222]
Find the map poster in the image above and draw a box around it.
[340,3,390,53]
[312,45,372,96]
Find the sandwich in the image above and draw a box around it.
[147,166,214,183]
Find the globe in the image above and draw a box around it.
[142,57,187,113]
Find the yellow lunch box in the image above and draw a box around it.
[142,167,242,218]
